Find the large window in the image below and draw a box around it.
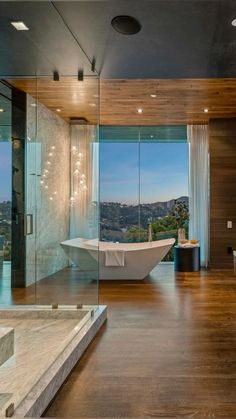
[100,126,189,260]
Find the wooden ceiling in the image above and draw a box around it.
[8,78,236,125]
[100,79,236,125]
[8,77,100,124]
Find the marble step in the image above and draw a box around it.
[0,327,14,367]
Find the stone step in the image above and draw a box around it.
[0,327,14,367]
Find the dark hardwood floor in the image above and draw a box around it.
[44,264,236,418]
[0,265,98,306]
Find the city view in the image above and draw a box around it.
[100,196,189,242]
[0,142,11,262]
[0,200,11,261]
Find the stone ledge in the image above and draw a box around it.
[0,328,14,367]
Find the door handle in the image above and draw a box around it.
[24,214,33,235]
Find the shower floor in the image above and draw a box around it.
[0,308,90,416]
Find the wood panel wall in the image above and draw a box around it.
[209,119,236,269]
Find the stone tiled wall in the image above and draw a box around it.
[26,96,70,286]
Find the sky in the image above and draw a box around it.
[100,141,188,204]
[0,143,11,202]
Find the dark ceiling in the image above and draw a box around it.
[0,0,236,78]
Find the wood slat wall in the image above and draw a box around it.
[209,119,236,269]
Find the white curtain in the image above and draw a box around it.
[187,125,209,267]
[69,125,99,239]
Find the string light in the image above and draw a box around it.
[70,143,87,205]
[40,145,58,202]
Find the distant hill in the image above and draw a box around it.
[100,197,189,241]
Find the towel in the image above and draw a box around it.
[105,250,125,266]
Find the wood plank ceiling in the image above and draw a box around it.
[8,78,236,125]
[100,79,236,125]
[8,77,100,124]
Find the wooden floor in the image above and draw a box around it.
[0,264,98,306]
[44,264,236,418]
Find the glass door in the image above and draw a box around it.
[0,82,12,305]
[0,79,37,305]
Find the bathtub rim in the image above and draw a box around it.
[60,237,176,253]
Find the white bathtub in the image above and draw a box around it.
[61,237,175,280]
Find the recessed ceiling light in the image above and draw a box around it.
[0,108,5,113]
[11,21,29,31]
[30,103,37,107]
[203,108,209,113]
[150,94,157,98]
[231,19,236,27]
[111,15,141,35]
[150,135,154,138]
[137,108,143,113]
[56,108,61,112]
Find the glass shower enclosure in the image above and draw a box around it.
[0,75,101,417]
[0,75,100,307]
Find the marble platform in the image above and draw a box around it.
[0,327,14,367]
[0,306,107,417]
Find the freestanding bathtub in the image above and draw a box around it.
[61,237,175,280]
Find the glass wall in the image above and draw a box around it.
[0,82,12,305]
[34,76,99,306]
[0,79,38,305]
[100,125,189,260]
[0,76,99,307]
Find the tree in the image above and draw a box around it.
[170,200,189,229]
[152,215,178,234]
[126,226,147,242]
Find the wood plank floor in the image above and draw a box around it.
[0,265,98,306]
[44,264,236,418]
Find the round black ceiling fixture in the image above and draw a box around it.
[111,15,141,35]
